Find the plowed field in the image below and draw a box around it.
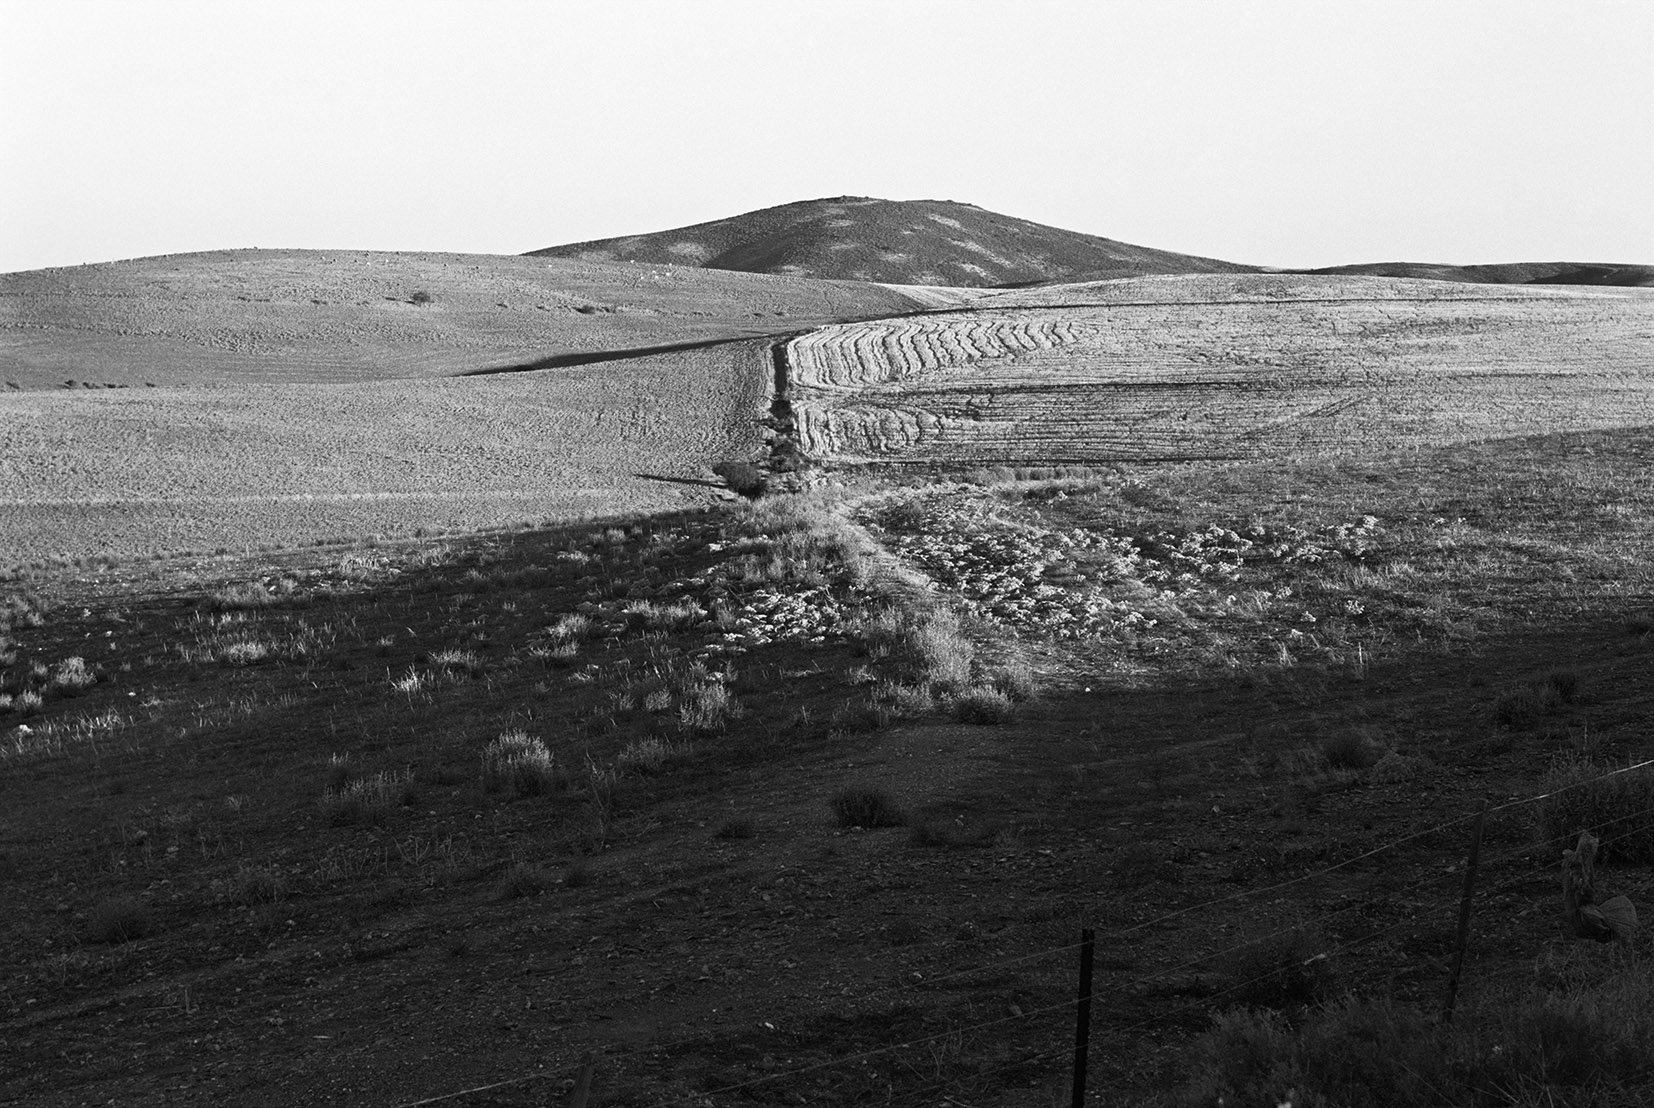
[0,340,773,561]
[787,275,1654,463]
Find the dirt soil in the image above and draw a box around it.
[4,428,1653,1106]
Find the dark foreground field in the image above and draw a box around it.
[4,426,1653,1106]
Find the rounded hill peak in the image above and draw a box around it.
[528,198,1253,287]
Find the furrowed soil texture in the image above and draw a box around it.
[0,250,920,390]
[787,274,1654,464]
[0,341,774,561]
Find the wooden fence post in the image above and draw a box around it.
[1441,799,1488,1023]
[1072,927,1096,1108]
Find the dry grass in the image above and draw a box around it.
[480,733,563,797]
[319,770,416,826]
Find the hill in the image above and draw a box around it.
[527,196,1255,287]
[1307,260,1654,287]
[0,249,922,391]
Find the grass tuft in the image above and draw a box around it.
[319,769,416,825]
[830,787,906,829]
[481,732,563,797]
[951,685,1016,724]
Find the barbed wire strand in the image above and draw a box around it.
[652,790,1654,1106]
[396,759,1654,1107]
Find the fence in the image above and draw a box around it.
[391,758,1654,1107]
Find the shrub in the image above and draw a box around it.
[409,290,434,306]
[951,685,1015,724]
[990,655,1038,701]
[877,681,935,719]
[85,897,153,944]
[909,814,1001,849]
[908,609,973,691]
[319,769,415,825]
[678,681,738,735]
[481,732,562,797]
[205,582,276,612]
[712,460,769,498]
[715,817,756,840]
[429,648,485,677]
[496,861,548,899]
[615,737,688,776]
[1181,978,1654,1108]
[1213,927,1336,1012]
[831,787,906,829]
[1494,671,1579,728]
[1318,726,1383,770]
[1535,755,1654,863]
[48,656,97,695]
[222,863,287,906]
[544,613,593,642]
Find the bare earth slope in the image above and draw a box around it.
[788,274,1654,463]
[0,339,774,560]
[1308,261,1654,288]
[528,196,1254,287]
[0,249,920,391]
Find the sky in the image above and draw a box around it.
[3,0,1652,273]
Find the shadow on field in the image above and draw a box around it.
[635,473,729,490]
[458,335,764,376]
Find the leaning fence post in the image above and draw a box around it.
[567,1053,595,1108]
[1441,799,1489,1023]
[1071,927,1096,1108]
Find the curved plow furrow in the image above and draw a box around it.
[785,287,1654,464]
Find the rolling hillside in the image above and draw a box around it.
[1308,261,1654,287]
[0,249,921,390]
[528,196,1255,287]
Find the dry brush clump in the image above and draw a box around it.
[319,769,416,825]
[1181,959,1654,1108]
[480,732,564,797]
[1536,756,1654,864]
[830,787,907,829]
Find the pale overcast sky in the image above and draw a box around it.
[3,0,1651,273]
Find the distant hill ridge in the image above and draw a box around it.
[527,196,1256,287]
[1307,261,1654,288]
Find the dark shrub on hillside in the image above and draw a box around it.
[712,461,769,498]
[831,787,906,829]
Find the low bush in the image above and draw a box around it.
[715,817,756,841]
[1212,927,1337,1011]
[1318,726,1384,770]
[1535,755,1654,863]
[951,685,1015,724]
[908,609,973,691]
[712,460,769,498]
[1181,971,1654,1108]
[481,733,563,797]
[615,737,689,776]
[319,769,416,825]
[877,680,935,719]
[496,861,549,899]
[48,656,97,695]
[831,787,906,829]
[909,814,1001,849]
